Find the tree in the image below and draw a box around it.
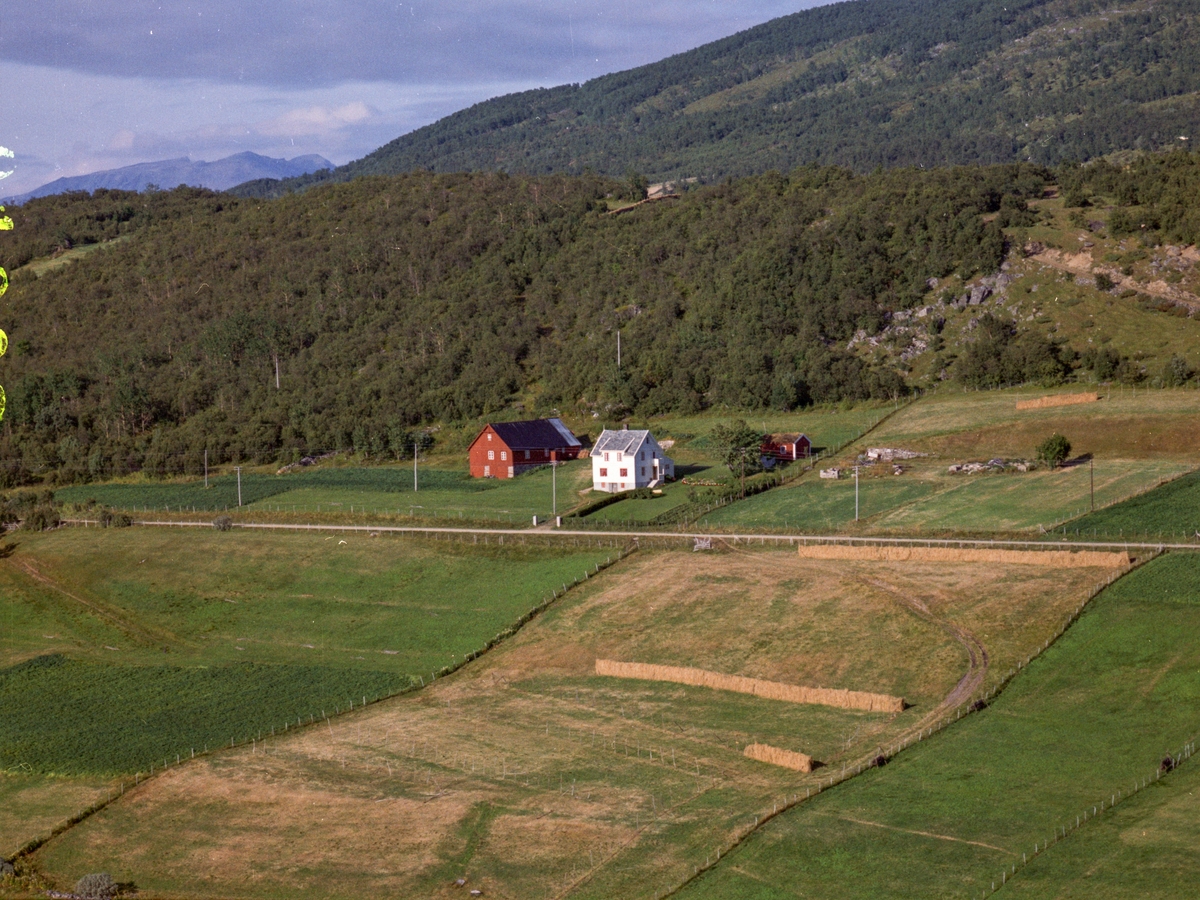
[710,419,764,497]
[1036,433,1072,468]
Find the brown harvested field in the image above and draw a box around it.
[870,388,1200,461]
[1014,392,1098,410]
[32,550,1121,900]
[794,544,1130,568]
[0,774,117,859]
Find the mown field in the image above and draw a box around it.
[26,548,1119,899]
[673,552,1200,900]
[698,387,1200,536]
[0,528,614,856]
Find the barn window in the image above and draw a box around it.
[488,450,494,460]
[501,451,507,461]
[525,450,530,459]
[487,433,492,441]
[600,468,608,477]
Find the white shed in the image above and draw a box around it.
[591,429,675,493]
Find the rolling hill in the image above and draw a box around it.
[235,0,1200,198]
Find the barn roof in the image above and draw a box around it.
[593,429,653,455]
[486,417,581,450]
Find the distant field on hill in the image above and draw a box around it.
[672,552,1200,900]
[30,549,1116,899]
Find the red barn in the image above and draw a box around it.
[468,418,583,479]
[761,433,812,461]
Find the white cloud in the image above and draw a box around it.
[258,102,375,137]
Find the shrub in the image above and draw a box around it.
[1163,354,1193,387]
[1035,434,1072,468]
[98,508,132,528]
[20,504,60,532]
[213,515,233,531]
[74,873,117,899]
[1094,272,1115,291]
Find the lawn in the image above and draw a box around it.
[672,552,1200,900]
[0,528,615,777]
[29,549,1119,899]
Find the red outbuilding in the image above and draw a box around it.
[468,417,583,479]
[760,433,812,461]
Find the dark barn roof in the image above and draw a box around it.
[486,417,581,451]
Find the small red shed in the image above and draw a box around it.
[761,433,812,461]
[468,417,583,479]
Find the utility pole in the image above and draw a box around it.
[617,330,621,369]
[552,450,558,519]
[740,449,746,499]
[854,465,860,521]
[235,466,242,507]
[204,448,208,489]
[414,442,419,492]
[1090,458,1095,512]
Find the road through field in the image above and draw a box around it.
[70,518,1200,553]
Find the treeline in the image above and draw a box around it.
[0,163,1048,484]
[240,0,1200,197]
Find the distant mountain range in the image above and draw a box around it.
[7,151,332,203]
[235,0,1200,198]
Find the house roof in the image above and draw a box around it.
[764,433,809,444]
[593,429,654,455]
[485,417,581,450]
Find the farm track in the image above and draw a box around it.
[64,518,1200,553]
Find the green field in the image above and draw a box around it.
[674,552,1200,900]
[1,528,614,778]
[697,460,1190,535]
[53,462,595,525]
[1069,468,1200,542]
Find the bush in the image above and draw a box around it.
[1163,354,1193,387]
[20,504,60,532]
[98,507,132,528]
[1036,434,1072,468]
[1094,272,1115,291]
[74,873,117,899]
[212,515,233,531]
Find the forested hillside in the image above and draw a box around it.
[3,152,1199,486]
[238,0,1200,197]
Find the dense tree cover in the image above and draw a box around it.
[952,313,1072,388]
[238,0,1200,197]
[0,163,1044,484]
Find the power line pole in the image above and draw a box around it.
[854,465,860,521]
[552,450,557,518]
[235,466,242,507]
[617,330,621,369]
[1090,458,1095,512]
[204,448,208,489]
[414,442,419,492]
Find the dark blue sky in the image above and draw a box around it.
[1,1,824,194]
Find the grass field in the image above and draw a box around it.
[53,462,596,525]
[1,529,615,779]
[27,549,1118,899]
[1068,468,1200,542]
[0,773,115,860]
[672,552,1200,900]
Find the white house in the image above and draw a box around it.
[591,429,675,493]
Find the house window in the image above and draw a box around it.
[640,451,644,460]
[525,450,530,459]
[604,452,609,462]
[641,467,645,477]
[620,468,628,477]
[600,468,608,477]
[501,451,507,461]
[488,450,495,460]
[487,433,492,441]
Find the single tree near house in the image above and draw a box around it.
[711,419,764,497]
[1036,433,1072,468]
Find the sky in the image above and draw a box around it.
[0,1,824,196]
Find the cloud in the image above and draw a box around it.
[259,102,375,137]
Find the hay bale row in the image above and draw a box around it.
[744,743,813,772]
[795,544,1130,568]
[594,659,904,713]
[1015,392,1099,410]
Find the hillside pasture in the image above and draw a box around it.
[1069,468,1200,541]
[673,552,1200,900]
[0,529,614,779]
[31,550,1118,899]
